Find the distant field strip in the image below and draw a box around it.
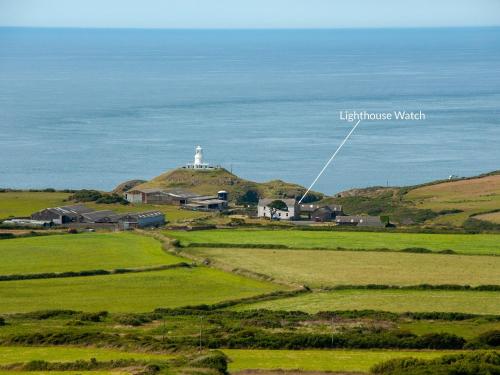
[0,192,70,219]
[166,229,500,255]
[0,232,182,275]
[0,346,171,365]
[0,267,282,313]
[234,289,500,315]
[184,247,500,287]
[223,349,463,372]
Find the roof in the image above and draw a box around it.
[335,215,362,223]
[42,205,93,216]
[335,215,383,226]
[258,198,297,208]
[192,199,226,205]
[300,203,343,212]
[121,211,164,220]
[191,195,218,201]
[81,210,120,222]
[126,188,164,194]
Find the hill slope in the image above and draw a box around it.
[323,171,500,228]
[131,168,323,204]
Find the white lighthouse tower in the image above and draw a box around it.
[194,145,203,167]
[185,145,217,170]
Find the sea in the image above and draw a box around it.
[0,27,499,194]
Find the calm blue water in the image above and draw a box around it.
[0,27,499,194]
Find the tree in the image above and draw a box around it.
[268,200,289,220]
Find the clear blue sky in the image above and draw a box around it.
[1,0,500,29]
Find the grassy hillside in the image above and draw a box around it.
[404,173,500,226]
[134,168,323,204]
[235,289,500,315]
[323,171,500,228]
[183,247,500,287]
[166,229,500,255]
[0,232,182,275]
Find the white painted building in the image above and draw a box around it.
[257,198,298,220]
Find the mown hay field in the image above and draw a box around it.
[0,267,282,313]
[234,289,500,315]
[223,349,463,373]
[184,247,500,287]
[0,232,182,275]
[166,229,500,255]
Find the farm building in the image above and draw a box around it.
[124,187,228,211]
[299,203,343,222]
[118,211,165,229]
[257,198,299,220]
[335,215,385,227]
[31,205,94,224]
[80,210,121,224]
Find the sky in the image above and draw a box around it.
[1,0,500,29]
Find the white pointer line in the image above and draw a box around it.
[298,119,362,204]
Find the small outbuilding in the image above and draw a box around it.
[118,211,165,229]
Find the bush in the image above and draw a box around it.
[463,218,500,232]
[371,351,500,375]
[0,317,5,326]
[470,330,500,348]
[189,351,228,374]
[79,311,108,322]
[70,190,128,205]
[115,314,153,326]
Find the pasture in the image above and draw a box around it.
[0,191,70,219]
[0,346,170,365]
[234,289,500,315]
[166,229,500,255]
[0,232,182,275]
[0,267,282,313]
[223,349,463,372]
[184,247,500,287]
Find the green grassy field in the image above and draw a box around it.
[184,247,500,287]
[234,289,500,315]
[223,349,463,372]
[166,229,500,255]
[0,372,126,375]
[400,320,500,339]
[0,192,70,219]
[0,232,183,275]
[0,267,282,313]
[0,346,170,365]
